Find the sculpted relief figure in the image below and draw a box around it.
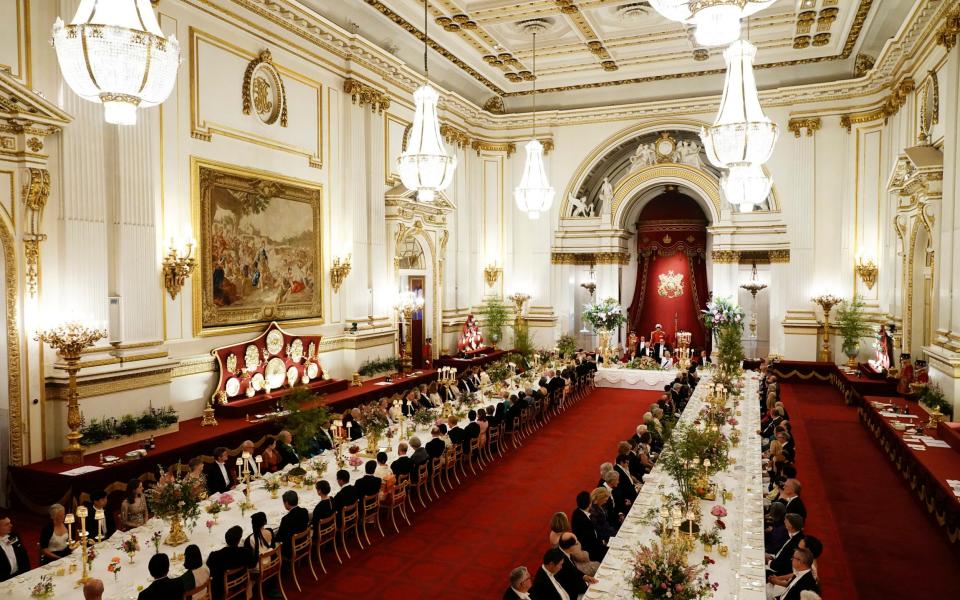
[674,140,702,168]
[597,177,614,215]
[568,193,590,217]
[628,143,656,171]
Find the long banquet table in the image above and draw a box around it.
[594,366,677,391]
[0,371,549,599]
[585,371,767,599]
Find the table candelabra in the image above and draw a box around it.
[438,366,457,386]
[64,505,97,585]
[235,452,262,504]
[330,420,347,470]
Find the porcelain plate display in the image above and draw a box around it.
[307,362,319,380]
[244,344,261,370]
[225,377,241,398]
[265,357,286,389]
[290,338,304,362]
[266,329,284,355]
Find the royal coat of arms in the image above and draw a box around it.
[657,270,684,298]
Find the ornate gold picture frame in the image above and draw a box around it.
[192,157,324,336]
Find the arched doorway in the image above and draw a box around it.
[625,190,710,351]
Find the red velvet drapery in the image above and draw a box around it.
[626,192,710,350]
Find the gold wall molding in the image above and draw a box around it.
[440,124,470,148]
[935,4,960,50]
[788,117,822,137]
[241,49,288,127]
[610,162,722,226]
[471,139,516,156]
[854,53,875,77]
[343,77,391,113]
[1,214,23,465]
[45,368,174,401]
[21,167,49,297]
[769,249,791,263]
[550,252,630,265]
[711,250,741,264]
[840,77,915,131]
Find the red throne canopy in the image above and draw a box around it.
[626,191,710,351]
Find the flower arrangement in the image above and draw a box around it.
[263,475,281,494]
[217,492,235,510]
[582,297,627,332]
[86,545,97,567]
[310,458,327,475]
[624,356,665,371]
[205,501,222,518]
[107,557,122,581]
[145,464,204,531]
[303,472,317,488]
[710,505,727,529]
[411,408,436,429]
[120,534,139,562]
[699,527,721,547]
[79,406,178,447]
[356,402,390,438]
[630,538,718,600]
[150,530,162,554]
[348,454,363,469]
[205,519,216,534]
[30,575,54,598]
[700,297,744,330]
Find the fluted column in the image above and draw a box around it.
[366,108,389,319]
[343,99,367,321]
[942,50,960,341]
[789,130,816,311]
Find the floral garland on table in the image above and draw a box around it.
[145,465,204,531]
[583,297,627,332]
[630,537,718,599]
[623,356,665,371]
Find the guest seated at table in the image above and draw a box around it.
[766,513,805,576]
[769,548,819,600]
[390,443,413,479]
[603,470,631,518]
[333,470,357,522]
[776,429,795,461]
[276,430,300,468]
[764,502,788,553]
[408,437,429,473]
[503,565,534,600]
[549,512,571,546]
[206,526,249,600]
[778,479,806,520]
[312,481,335,525]
[120,479,150,530]
[83,579,104,600]
[244,512,278,597]
[426,381,442,407]
[558,532,600,577]
[464,410,481,448]
[531,547,571,600]
[597,462,613,488]
[83,491,115,541]
[438,423,452,449]
[178,544,210,600]
[554,534,596,598]
[0,514,30,582]
[205,448,236,496]
[259,438,281,473]
[138,553,182,600]
[589,487,619,541]
[426,427,446,462]
[614,454,641,502]
[400,389,419,416]
[616,441,644,482]
[447,416,465,448]
[40,504,73,565]
[477,409,490,446]
[276,491,309,560]
[459,374,478,394]
[572,491,606,562]
[355,461,383,513]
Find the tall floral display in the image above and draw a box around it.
[583,297,627,362]
[701,298,745,384]
[145,466,205,546]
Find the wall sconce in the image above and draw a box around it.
[484,263,502,288]
[162,235,197,300]
[331,254,352,293]
[855,257,878,290]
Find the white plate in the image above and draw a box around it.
[265,357,286,389]
[286,366,298,387]
[244,344,261,370]
[251,373,265,391]
[307,362,319,380]
[225,377,240,397]
[266,329,284,355]
[290,338,304,362]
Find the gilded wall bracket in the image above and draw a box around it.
[22,167,50,297]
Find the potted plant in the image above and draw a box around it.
[918,383,953,420]
[281,386,331,474]
[835,296,873,368]
[556,334,577,359]
[479,296,509,348]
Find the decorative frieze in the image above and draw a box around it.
[935,4,960,50]
[711,250,741,264]
[343,78,391,113]
[471,139,516,156]
[22,167,50,297]
[550,252,630,265]
[840,77,914,131]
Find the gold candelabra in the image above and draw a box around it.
[330,255,352,293]
[811,294,843,363]
[162,236,197,300]
[35,320,107,464]
[64,505,102,585]
[507,292,530,316]
[855,257,878,290]
[396,291,424,371]
[483,263,502,288]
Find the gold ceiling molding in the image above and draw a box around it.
[711,250,741,264]
[440,123,470,148]
[788,117,822,137]
[817,7,839,32]
[21,167,49,297]
[733,249,791,264]
[471,139,516,156]
[854,52,875,77]
[483,96,505,115]
[343,77,391,113]
[935,4,960,50]
[551,251,630,265]
[840,77,914,131]
[1,214,23,466]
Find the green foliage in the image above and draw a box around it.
[486,360,514,384]
[715,324,745,377]
[281,387,331,459]
[582,298,627,332]
[836,296,873,355]
[357,356,401,377]
[411,408,437,428]
[556,334,577,359]
[920,383,953,419]
[658,422,730,502]
[511,322,535,357]
[80,406,178,447]
[479,296,510,345]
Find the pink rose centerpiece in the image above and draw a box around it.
[710,505,727,529]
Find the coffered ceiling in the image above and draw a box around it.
[304,0,914,111]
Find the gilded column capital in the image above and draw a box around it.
[787,117,822,138]
[343,78,391,113]
[550,251,629,265]
[711,250,741,264]
[471,139,516,157]
[936,5,960,50]
[439,123,470,148]
[768,249,790,263]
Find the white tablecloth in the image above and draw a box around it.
[594,367,677,390]
[585,372,767,599]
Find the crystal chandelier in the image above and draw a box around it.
[51,0,181,125]
[648,0,776,46]
[396,1,457,202]
[514,32,555,219]
[722,163,772,211]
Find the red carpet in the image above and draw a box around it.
[283,388,658,599]
[780,383,960,600]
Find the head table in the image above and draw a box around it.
[585,371,767,599]
[2,368,550,600]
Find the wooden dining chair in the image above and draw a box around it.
[182,578,211,600]
[361,492,384,545]
[255,545,286,600]
[386,477,411,533]
[396,472,416,513]
[222,566,249,600]
[289,528,317,592]
[314,513,341,574]
[412,463,431,507]
[339,501,364,557]
[466,437,483,475]
[430,456,446,496]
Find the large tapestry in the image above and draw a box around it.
[194,158,323,336]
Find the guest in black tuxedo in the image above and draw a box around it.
[138,553,182,600]
[764,502,789,554]
[603,471,630,521]
[205,447,236,495]
[312,481,335,526]
[779,479,807,520]
[446,416,465,448]
[333,470,357,522]
[572,491,606,562]
[354,461,383,513]
[557,534,598,596]
[206,525,250,600]
[83,491,115,541]
[409,437,429,474]
[613,455,640,503]
[530,547,571,600]
[276,430,300,468]
[459,374,478,394]
[346,409,364,440]
[464,410,481,450]
[391,441,414,479]
[767,513,805,576]
[275,491,309,559]
[772,548,820,600]
[0,515,30,582]
[426,427,446,461]
[502,566,534,600]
